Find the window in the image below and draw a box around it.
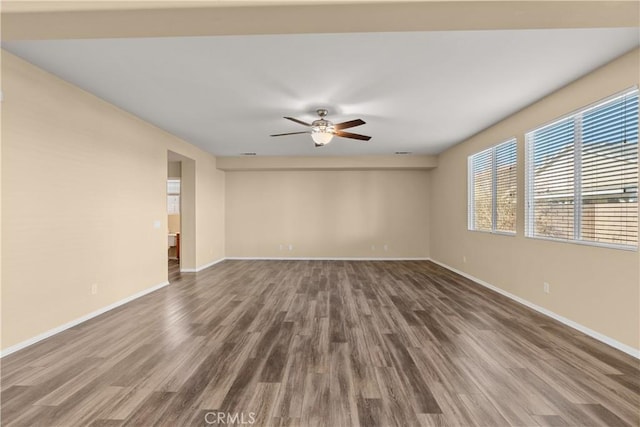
[526,88,638,249]
[468,139,517,234]
[167,179,180,215]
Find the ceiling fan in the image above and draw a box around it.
[270,109,371,147]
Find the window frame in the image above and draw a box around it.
[468,138,518,236]
[524,87,639,251]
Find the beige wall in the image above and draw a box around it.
[167,161,181,178]
[1,50,225,351]
[3,1,638,40]
[195,154,226,267]
[225,170,430,258]
[430,48,640,350]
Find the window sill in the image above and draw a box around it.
[525,235,638,252]
[467,229,516,237]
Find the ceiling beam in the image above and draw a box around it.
[2,1,638,41]
[216,155,438,171]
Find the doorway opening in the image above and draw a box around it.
[167,163,181,281]
[167,150,195,281]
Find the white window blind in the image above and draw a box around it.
[495,141,518,233]
[468,139,517,234]
[527,117,575,240]
[526,88,638,248]
[167,179,181,215]
[470,148,493,231]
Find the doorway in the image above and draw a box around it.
[167,150,196,280]
[167,159,181,281]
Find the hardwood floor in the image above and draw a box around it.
[2,260,638,426]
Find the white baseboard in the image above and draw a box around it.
[180,257,226,273]
[225,257,430,261]
[0,280,170,358]
[429,258,640,359]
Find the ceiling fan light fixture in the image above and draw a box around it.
[311,125,335,146]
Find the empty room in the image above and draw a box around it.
[1,1,639,426]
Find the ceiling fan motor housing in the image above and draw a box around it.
[312,109,335,133]
[311,119,334,130]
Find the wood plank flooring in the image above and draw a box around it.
[2,260,638,426]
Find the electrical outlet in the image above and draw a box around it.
[543,282,550,294]
[91,283,98,295]
[371,245,375,251]
[383,244,388,251]
[288,244,293,251]
[463,255,467,263]
[279,244,283,251]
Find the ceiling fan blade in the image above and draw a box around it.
[284,117,311,127]
[270,131,310,137]
[335,130,371,141]
[334,119,365,130]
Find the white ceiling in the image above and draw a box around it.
[3,28,638,156]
